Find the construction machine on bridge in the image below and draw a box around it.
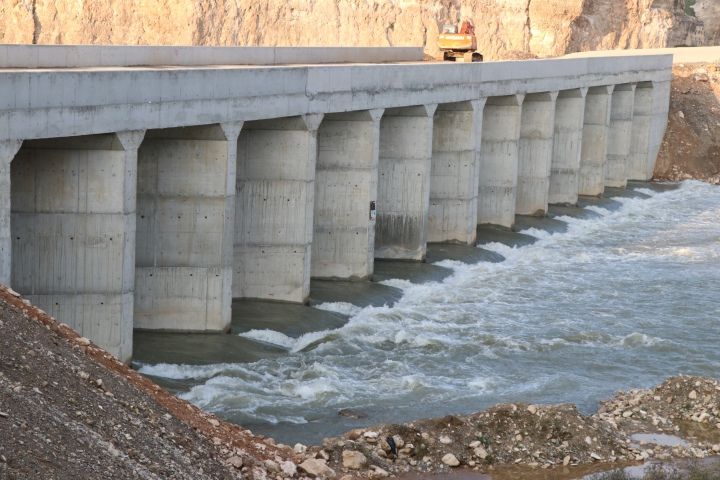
[438,20,483,63]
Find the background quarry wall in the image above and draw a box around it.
[1,0,719,60]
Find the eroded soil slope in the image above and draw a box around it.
[0,287,298,480]
[655,64,720,184]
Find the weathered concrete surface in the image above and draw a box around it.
[549,88,587,205]
[376,105,436,260]
[606,83,638,188]
[648,80,672,179]
[478,95,524,228]
[312,110,383,280]
[0,140,22,285]
[516,92,558,216]
[428,100,484,244]
[579,86,614,196]
[134,123,241,332]
[0,55,673,144]
[627,82,659,181]
[235,115,322,303]
[10,132,144,362]
[0,45,424,69]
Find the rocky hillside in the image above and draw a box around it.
[1,0,718,60]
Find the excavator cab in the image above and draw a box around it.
[438,20,483,63]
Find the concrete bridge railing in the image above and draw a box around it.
[0,47,672,362]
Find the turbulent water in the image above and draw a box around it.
[139,181,720,445]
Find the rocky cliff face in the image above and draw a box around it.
[0,0,717,60]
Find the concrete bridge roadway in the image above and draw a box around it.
[0,46,672,362]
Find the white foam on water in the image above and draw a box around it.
[313,301,363,317]
[137,362,237,380]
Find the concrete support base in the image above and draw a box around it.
[579,86,614,196]
[478,95,524,228]
[376,105,436,260]
[627,82,655,181]
[312,110,383,280]
[428,100,484,244]
[606,83,637,188]
[235,115,323,303]
[647,80,671,180]
[11,131,144,362]
[517,92,557,216]
[134,123,242,331]
[549,88,588,205]
[0,140,22,285]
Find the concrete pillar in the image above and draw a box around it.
[428,99,485,244]
[606,83,637,188]
[516,92,558,216]
[549,88,588,205]
[376,104,436,260]
[647,80,671,180]
[11,131,145,362]
[579,86,614,196]
[134,123,242,332]
[627,82,656,181]
[312,109,383,280]
[235,114,323,303]
[478,94,524,228]
[0,140,22,285]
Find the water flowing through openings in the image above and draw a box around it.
[139,181,720,445]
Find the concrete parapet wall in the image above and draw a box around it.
[0,45,424,69]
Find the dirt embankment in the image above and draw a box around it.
[0,286,303,480]
[312,377,720,479]
[654,63,720,184]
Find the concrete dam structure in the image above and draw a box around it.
[0,46,672,362]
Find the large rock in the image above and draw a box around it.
[299,458,336,479]
[0,0,714,60]
[341,450,367,470]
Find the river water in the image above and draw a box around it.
[137,181,720,446]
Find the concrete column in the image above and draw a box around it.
[549,88,588,205]
[516,92,558,216]
[627,82,656,181]
[646,80,672,180]
[235,114,323,303]
[428,99,485,244]
[606,83,637,188]
[0,140,22,285]
[134,123,242,332]
[312,109,383,280]
[11,131,145,362]
[478,94,524,228]
[579,86,614,196]
[376,104,436,260]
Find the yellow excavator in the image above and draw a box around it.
[438,20,483,63]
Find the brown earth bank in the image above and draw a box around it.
[2,287,720,479]
[0,0,719,60]
[654,63,720,184]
